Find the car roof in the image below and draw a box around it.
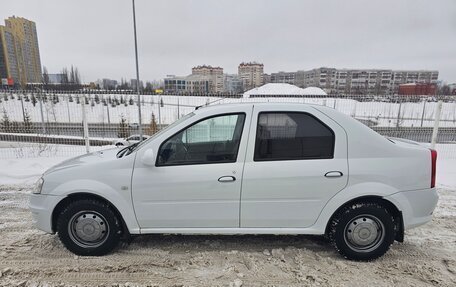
[194,101,323,114]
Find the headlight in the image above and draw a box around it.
[33,177,44,194]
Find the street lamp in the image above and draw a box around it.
[132,0,143,139]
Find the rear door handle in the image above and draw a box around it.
[218,176,236,182]
[325,171,343,178]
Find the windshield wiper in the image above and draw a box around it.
[126,142,140,154]
[116,142,140,158]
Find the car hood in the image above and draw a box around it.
[44,148,119,175]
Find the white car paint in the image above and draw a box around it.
[30,103,438,239]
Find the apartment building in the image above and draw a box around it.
[0,16,42,86]
[238,62,264,91]
[271,67,439,95]
[0,25,19,85]
[270,71,296,85]
[192,65,224,93]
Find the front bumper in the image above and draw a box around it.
[385,187,439,230]
[29,193,65,233]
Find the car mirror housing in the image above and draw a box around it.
[141,149,155,166]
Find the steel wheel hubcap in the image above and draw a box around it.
[344,214,385,253]
[68,211,109,248]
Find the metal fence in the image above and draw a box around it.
[0,90,455,159]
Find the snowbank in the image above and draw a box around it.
[0,156,70,185]
[243,83,326,97]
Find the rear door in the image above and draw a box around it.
[240,105,348,228]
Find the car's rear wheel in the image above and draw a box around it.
[56,199,121,256]
[329,202,395,261]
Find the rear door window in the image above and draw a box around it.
[254,112,335,161]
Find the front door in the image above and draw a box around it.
[132,110,251,228]
[241,105,348,228]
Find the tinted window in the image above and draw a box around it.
[254,112,334,161]
[157,113,245,166]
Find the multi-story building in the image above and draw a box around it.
[164,76,186,92]
[271,67,439,95]
[0,16,42,86]
[164,65,224,94]
[238,62,264,91]
[192,65,224,93]
[0,25,19,85]
[164,75,211,93]
[224,74,243,94]
[270,71,295,85]
[185,75,211,93]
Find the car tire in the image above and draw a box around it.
[56,199,121,256]
[329,202,395,261]
[115,143,124,147]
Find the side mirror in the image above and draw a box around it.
[141,149,155,166]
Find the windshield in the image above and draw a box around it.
[118,112,195,157]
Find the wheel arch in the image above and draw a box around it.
[51,192,130,239]
[324,195,404,242]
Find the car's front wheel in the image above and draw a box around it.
[329,202,395,261]
[56,199,121,256]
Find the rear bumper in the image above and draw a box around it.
[385,188,439,230]
[29,193,65,233]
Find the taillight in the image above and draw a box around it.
[430,149,437,188]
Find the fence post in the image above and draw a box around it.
[158,97,162,127]
[81,94,90,154]
[431,101,443,149]
[66,94,71,122]
[431,101,442,149]
[38,91,46,134]
[420,100,427,127]
[106,98,111,124]
[396,100,402,128]
[177,97,180,119]
[19,93,26,122]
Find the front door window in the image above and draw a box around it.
[157,113,246,166]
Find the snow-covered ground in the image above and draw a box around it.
[0,142,110,161]
[1,93,456,127]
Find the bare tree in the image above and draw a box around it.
[42,66,50,87]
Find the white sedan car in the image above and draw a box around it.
[30,103,438,261]
[113,134,150,147]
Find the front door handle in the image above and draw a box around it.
[325,171,343,178]
[218,176,236,182]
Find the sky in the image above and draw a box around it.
[1,0,456,83]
